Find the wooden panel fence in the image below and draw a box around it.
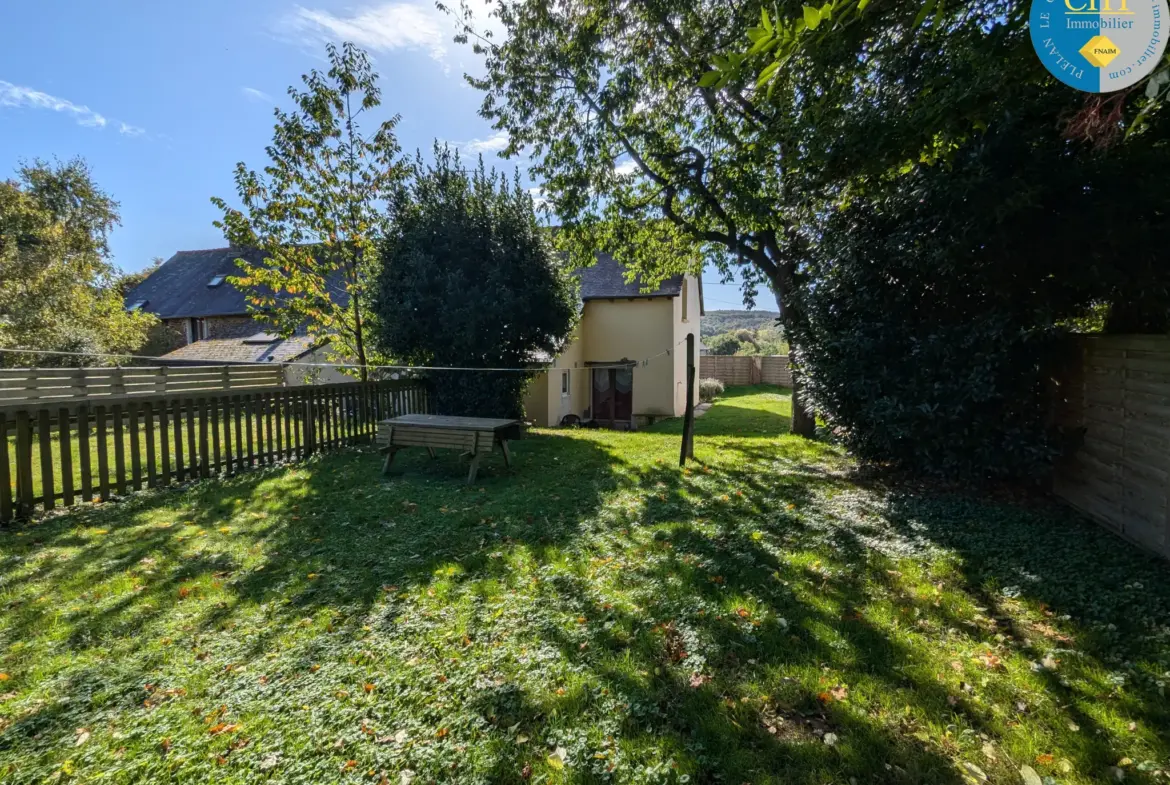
[0,379,430,524]
[1054,335,1170,560]
[0,364,286,405]
[700,355,792,387]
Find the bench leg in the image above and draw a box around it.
[467,452,481,485]
[426,447,437,459]
[500,439,512,468]
[381,447,399,475]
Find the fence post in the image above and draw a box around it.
[680,333,696,466]
[14,410,34,518]
[304,395,316,455]
[111,366,126,398]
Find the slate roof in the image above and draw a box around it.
[157,335,319,365]
[578,252,684,300]
[124,247,349,320]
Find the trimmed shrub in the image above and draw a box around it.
[698,378,725,402]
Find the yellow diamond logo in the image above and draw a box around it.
[1080,35,1121,68]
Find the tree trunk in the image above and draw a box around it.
[789,368,816,438]
[769,287,815,438]
[353,297,369,383]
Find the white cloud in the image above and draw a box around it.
[526,185,549,209]
[241,86,276,104]
[0,79,147,136]
[0,80,106,128]
[461,131,509,155]
[614,159,639,176]
[279,0,499,67]
[285,3,447,62]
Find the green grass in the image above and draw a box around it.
[1,386,1169,784]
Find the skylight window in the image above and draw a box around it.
[128,300,147,312]
[208,275,225,287]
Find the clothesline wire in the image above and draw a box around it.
[0,336,693,375]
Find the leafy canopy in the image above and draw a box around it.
[728,1,1170,478]
[375,146,578,419]
[0,158,156,367]
[212,42,409,380]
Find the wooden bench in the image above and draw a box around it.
[376,414,523,484]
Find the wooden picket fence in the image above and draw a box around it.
[0,379,430,524]
[0,364,286,405]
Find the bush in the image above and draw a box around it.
[698,378,725,402]
[375,147,578,419]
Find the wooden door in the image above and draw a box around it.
[592,367,633,428]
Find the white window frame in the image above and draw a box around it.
[561,370,570,395]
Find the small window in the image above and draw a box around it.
[127,300,147,312]
[187,317,209,343]
[208,275,225,287]
[561,370,570,394]
[681,279,689,322]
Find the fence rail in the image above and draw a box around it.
[0,364,286,405]
[700,355,792,387]
[0,379,430,524]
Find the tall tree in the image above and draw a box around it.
[212,42,409,380]
[707,1,1170,479]
[375,146,578,419]
[0,158,156,367]
[461,0,868,436]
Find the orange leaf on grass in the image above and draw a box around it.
[363,683,375,693]
[1036,754,1054,765]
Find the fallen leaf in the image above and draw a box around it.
[0,674,8,681]
[364,683,376,693]
[1036,753,1054,765]
[961,761,988,783]
[74,728,90,746]
[829,684,848,701]
[260,752,280,771]
[982,742,996,761]
[208,723,240,735]
[516,734,529,744]
[548,745,568,769]
[823,732,839,746]
[343,760,357,770]
[399,769,416,785]
[436,727,448,739]
[521,762,532,779]
[1019,764,1043,785]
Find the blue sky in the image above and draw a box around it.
[0,0,758,311]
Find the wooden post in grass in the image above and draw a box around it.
[680,333,696,466]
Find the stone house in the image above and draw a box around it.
[123,247,348,383]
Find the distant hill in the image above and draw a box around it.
[701,310,781,338]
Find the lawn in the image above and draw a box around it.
[1,387,1168,784]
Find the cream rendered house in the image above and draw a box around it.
[524,253,703,429]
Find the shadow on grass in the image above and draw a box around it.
[2,386,1169,784]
